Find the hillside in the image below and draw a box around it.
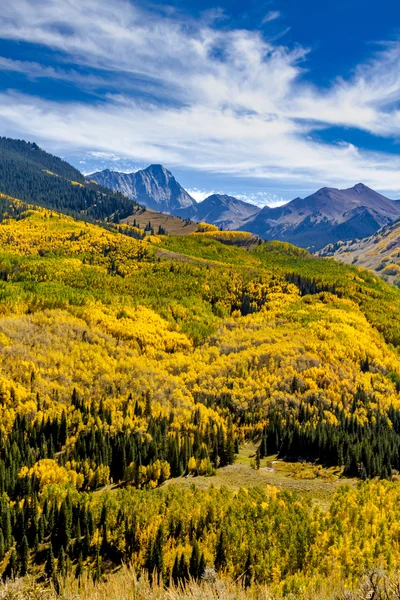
[319,219,400,285]
[241,183,400,250]
[0,137,140,221]
[1,143,400,593]
[0,194,398,593]
[122,205,198,235]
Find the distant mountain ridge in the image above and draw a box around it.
[182,193,260,230]
[88,165,197,214]
[90,167,263,228]
[240,183,400,250]
[91,165,400,251]
[2,139,398,251]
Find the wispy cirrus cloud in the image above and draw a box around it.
[262,10,281,24]
[0,0,400,194]
[0,56,110,89]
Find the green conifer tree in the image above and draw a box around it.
[189,542,200,579]
[19,534,29,576]
[45,544,56,580]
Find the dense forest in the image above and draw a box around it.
[0,138,139,221]
[0,189,399,595]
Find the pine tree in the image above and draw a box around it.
[5,548,18,580]
[19,534,29,576]
[255,448,260,470]
[198,552,206,580]
[45,543,56,580]
[259,435,267,459]
[243,550,252,589]
[76,551,84,579]
[93,545,102,582]
[172,554,180,586]
[189,542,200,579]
[59,411,68,446]
[58,546,66,580]
[225,429,236,465]
[179,553,189,582]
[0,529,4,562]
[215,530,227,571]
[152,525,164,581]
[145,540,154,583]
[3,506,11,548]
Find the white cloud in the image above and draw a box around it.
[183,188,288,207]
[89,152,122,161]
[235,192,288,208]
[186,189,218,202]
[0,0,400,193]
[0,56,107,88]
[262,11,281,24]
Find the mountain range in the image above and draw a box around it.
[181,193,260,229]
[90,166,400,251]
[0,138,398,253]
[239,183,400,250]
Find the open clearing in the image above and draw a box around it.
[163,443,357,510]
[122,207,198,235]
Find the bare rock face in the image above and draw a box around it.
[89,165,197,214]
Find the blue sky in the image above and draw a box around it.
[1,1,400,205]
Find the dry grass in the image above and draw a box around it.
[122,208,198,236]
[0,571,276,600]
[163,443,356,510]
[3,568,400,600]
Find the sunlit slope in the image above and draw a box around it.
[320,219,400,287]
[122,206,198,235]
[0,204,399,438]
[1,203,400,588]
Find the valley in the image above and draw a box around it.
[1,0,400,596]
[0,138,399,598]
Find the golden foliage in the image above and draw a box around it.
[19,459,84,489]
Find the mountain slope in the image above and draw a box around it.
[0,136,84,181]
[0,136,139,221]
[185,193,260,229]
[319,218,400,285]
[1,202,400,589]
[122,205,199,235]
[241,183,400,250]
[88,169,261,228]
[89,165,197,213]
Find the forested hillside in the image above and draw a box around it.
[0,195,400,595]
[0,138,138,221]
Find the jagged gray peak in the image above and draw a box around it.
[88,165,196,214]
